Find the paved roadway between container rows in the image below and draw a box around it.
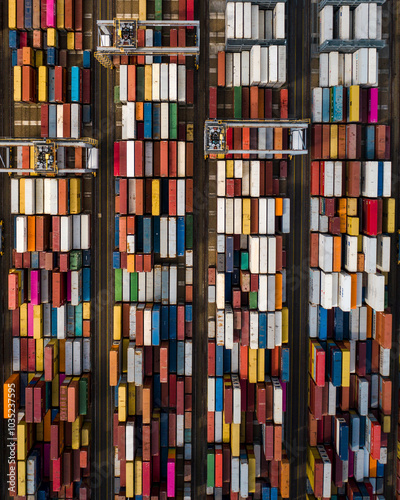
[92,0,115,496]
[286,0,310,498]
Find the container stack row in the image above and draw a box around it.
[5,175,92,499]
[110,9,196,498]
[319,50,379,88]
[306,47,395,497]
[224,2,287,88]
[206,16,291,491]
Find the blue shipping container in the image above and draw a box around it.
[152,304,160,345]
[48,104,57,138]
[215,344,223,377]
[113,251,121,269]
[331,86,343,122]
[71,67,81,103]
[177,216,185,256]
[75,303,83,336]
[82,250,91,267]
[225,236,234,273]
[281,346,290,382]
[153,31,162,63]
[153,103,161,140]
[82,105,91,124]
[115,215,120,248]
[215,377,223,411]
[258,312,267,349]
[83,51,91,69]
[177,341,185,375]
[143,217,152,254]
[24,0,33,30]
[47,47,58,66]
[9,31,19,49]
[322,87,330,123]
[144,102,152,139]
[153,216,160,254]
[82,268,90,301]
[169,305,177,339]
[365,126,375,160]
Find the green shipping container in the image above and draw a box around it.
[115,269,123,302]
[207,450,215,488]
[249,291,258,310]
[136,66,145,101]
[169,103,178,140]
[155,0,162,20]
[79,377,88,415]
[70,250,82,271]
[186,214,193,249]
[130,272,138,302]
[114,85,120,103]
[234,86,242,120]
[241,251,249,270]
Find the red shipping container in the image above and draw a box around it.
[375,125,386,159]
[119,141,127,177]
[346,124,362,159]
[346,161,361,197]
[63,103,71,138]
[75,32,83,51]
[65,0,74,30]
[41,104,49,138]
[54,66,67,103]
[362,199,378,236]
[280,89,288,119]
[135,141,144,177]
[209,87,217,119]
[82,69,91,104]
[218,51,225,87]
[310,161,320,195]
[52,216,61,251]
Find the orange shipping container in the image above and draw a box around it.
[65,0,74,31]
[250,86,258,119]
[27,216,36,252]
[109,346,119,387]
[22,66,36,103]
[136,102,144,121]
[59,340,66,373]
[128,65,136,101]
[119,217,127,252]
[217,52,225,87]
[375,125,386,159]
[279,456,290,498]
[338,124,346,159]
[142,378,152,424]
[332,236,341,272]
[67,381,79,422]
[275,274,282,310]
[83,321,91,337]
[3,373,20,418]
[275,198,283,216]
[58,179,69,215]
[242,128,250,159]
[274,128,283,159]
[357,253,365,272]
[160,141,168,177]
[22,47,34,66]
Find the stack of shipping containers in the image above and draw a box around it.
[307,2,394,497]
[206,2,290,497]
[4,0,94,497]
[110,1,195,497]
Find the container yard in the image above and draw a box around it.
[0,0,400,499]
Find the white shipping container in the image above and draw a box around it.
[260,47,268,86]
[383,161,391,197]
[268,45,278,85]
[208,377,215,411]
[217,197,225,234]
[275,311,282,346]
[125,420,135,460]
[177,65,186,103]
[377,235,390,272]
[119,64,128,103]
[160,102,169,140]
[81,214,91,249]
[16,215,27,253]
[309,304,318,337]
[354,3,369,39]
[249,235,260,274]
[216,309,225,346]
[249,310,259,349]
[177,414,185,446]
[338,271,351,312]
[243,2,252,38]
[334,162,343,197]
[152,63,160,101]
[231,457,240,493]
[241,50,250,86]
[56,104,64,138]
[258,274,268,311]
[338,6,350,40]
[70,103,81,139]
[309,268,320,305]
[310,197,319,232]
[242,161,250,195]
[225,307,234,349]
[363,236,377,274]
[232,374,241,424]
[259,236,268,274]
[145,29,153,65]
[126,101,136,139]
[126,141,135,177]
[226,198,234,234]
[377,6,382,39]
[71,270,82,306]
[169,63,177,101]
[168,217,177,259]
[327,382,336,416]
[312,88,323,122]
[328,51,339,87]
[273,3,285,39]
[12,338,20,371]
[319,233,333,273]
[250,45,261,86]
[258,198,267,234]
[277,46,286,86]
[250,161,260,197]
[368,48,377,86]
[24,179,35,215]
[65,339,73,374]
[267,198,275,234]
[319,53,329,87]
[177,141,186,177]
[160,216,168,258]
[259,9,265,39]
[379,346,390,377]
[368,3,377,39]
[160,64,169,101]
[169,265,177,304]
[134,348,143,386]
[233,52,241,87]
[251,5,259,39]
[234,198,242,234]
[216,272,225,309]
[272,377,283,424]
[226,53,233,87]
[225,2,235,41]
[267,276,275,311]
[240,457,249,498]
[11,178,19,214]
[122,268,130,302]
[265,10,273,39]
[366,273,385,311]
[235,2,244,39]
[344,53,352,86]
[60,216,72,252]
[345,235,358,272]
[320,271,333,309]
[267,236,276,274]
[320,6,333,44]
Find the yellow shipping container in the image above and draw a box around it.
[330,124,338,159]
[381,413,391,434]
[30,146,36,174]
[257,348,265,382]
[187,123,194,141]
[222,412,230,442]
[38,66,48,102]
[135,456,142,495]
[9,0,16,29]
[122,338,129,373]
[230,423,240,457]
[242,198,251,235]
[247,446,256,493]
[47,28,57,48]
[72,415,82,450]
[128,383,136,415]
[347,216,359,236]
[57,0,65,29]
[118,382,127,422]
[346,198,357,216]
[83,302,91,320]
[126,461,135,497]
[35,50,44,68]
[18,460,26,496]
[52,373,59,407]
[69,178,81,214]
[127,254,135,273]
[341,343,350,387]
[19,178,25,214]
[357,234,363,253]
[383,198,395,233]
[338,198,347,233]
[248,348,257,383]
[33,304,43,339]
[36,339,44,372]
[144,65,152,101]
[113,304,122,340]
[139,0,146,20]
[226,160,234,178]
[349,85,360,122]
[282,307,289,343]
[17,419,27,460]
[14,66,22,102]
[81,422,91,447]
[152,179,160,215]
[67,32,75,50]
